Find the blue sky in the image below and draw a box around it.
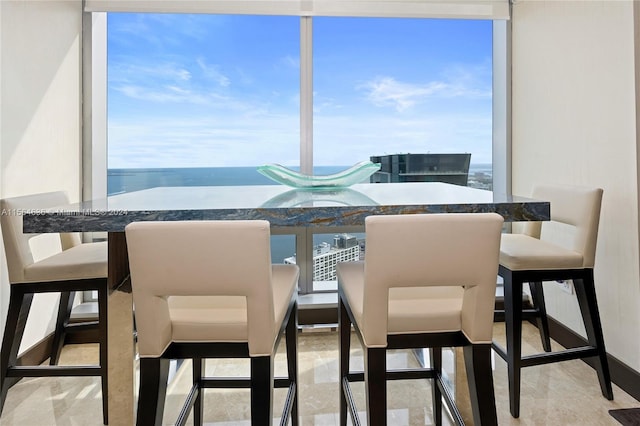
[107,14,492,168]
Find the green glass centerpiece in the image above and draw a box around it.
[256,160,381,189]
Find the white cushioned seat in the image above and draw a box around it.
[499,233,583,271]
[168,264,298,344]
[338,262,464,336]
[23,241,107,282]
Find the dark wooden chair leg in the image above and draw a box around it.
[503,273,524,418]
[97,284,109,425]
[339,298,351,426]
[286,303,299,426]
[574,275,614,400]
[250,356,273,426]
[464,344,498,426]
[193,358,204,426]
[430,348,443,426]
[529,281,552,352]
[0,290,33,416]
[0,290,30,403]
[50,291,75,366]
[365,348,386,426]
[136,357,170,426]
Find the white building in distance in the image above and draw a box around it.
[284,234,360,281]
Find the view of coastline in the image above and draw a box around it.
[107,163,492,195]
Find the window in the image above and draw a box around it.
[107,14,300,193]
[88,8,506,294]
[313,17,493,172]
[106,14,493,191]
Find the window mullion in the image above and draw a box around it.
[300,16,313,175]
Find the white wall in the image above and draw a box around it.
[511,0,640,370]
[0,1,83,351]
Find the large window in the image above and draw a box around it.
[107,14,493,191]
[99,11,499,294]
[313,17,492,170]
[107,14,300,193]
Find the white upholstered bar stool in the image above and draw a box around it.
[0,191,108,424]
[493,185,613,418]
[338,213,504,426]
[125,220,299,426]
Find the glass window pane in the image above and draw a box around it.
[310,232,364,292]
[313,17,493,190]
[107,13,300,194]
[272,234,296,265]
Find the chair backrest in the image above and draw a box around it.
[0,191,81,283]
[522,185,603,268]
[125,220,277,358]
[362,213,504,346]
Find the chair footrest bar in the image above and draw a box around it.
[274,377,293,389]
[521,347,599,367]
[346,368,437,383]
[200,376,292,389]
[6,365,101,377]
[64,321,100,331]
[387,368,436,380]
[347,372,364,382]
[494,309,543,320]
[492,341,599,367]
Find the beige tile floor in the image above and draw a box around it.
[0,322,638,425]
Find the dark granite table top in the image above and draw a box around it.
[22,182,550,233]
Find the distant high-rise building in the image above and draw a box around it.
[369,153,471,186]
[333,233,357,249]
[284,234,360,282]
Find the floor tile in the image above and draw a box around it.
[0,323,638,425]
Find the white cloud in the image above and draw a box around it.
[360,77,447,112]
[114,84,214,105]
[281,55,299,69]
[312,112,492,166]
[108,106,492,169]
[196,58,231,87]
[108,114,300,169]
[359,74,491,112]
[109,62,191,84]
[109,14,211,47]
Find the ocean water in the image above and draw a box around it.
[107,166,349,196]
[107,164,492,195]
[107,165,492,263]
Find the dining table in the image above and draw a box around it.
[22,182,549,425]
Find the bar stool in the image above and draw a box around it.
[125,220,299,426]
[338,213,504,426]
[0,191,108,424]
[493,185,613,418]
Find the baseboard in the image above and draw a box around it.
[546,316,640,403]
